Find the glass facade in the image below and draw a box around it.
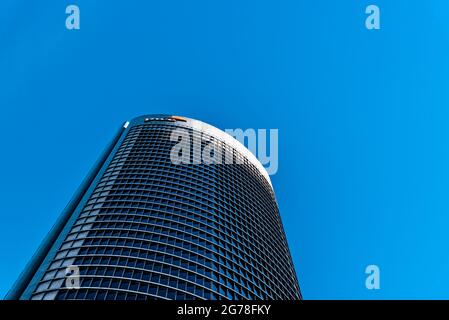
[8,115,301,300]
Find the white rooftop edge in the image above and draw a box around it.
[129,116,273,188]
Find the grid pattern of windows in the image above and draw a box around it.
[30,117,301,300]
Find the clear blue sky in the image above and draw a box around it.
[1,1,449,299]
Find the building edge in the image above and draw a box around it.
[5,115,297,300]
[4,122,128,300]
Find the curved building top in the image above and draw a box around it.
[128,115,273,188]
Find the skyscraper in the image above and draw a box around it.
[6,115,301,300]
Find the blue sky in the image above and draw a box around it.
[1,1,449,299]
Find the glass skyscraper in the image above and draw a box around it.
[6,115,301,300]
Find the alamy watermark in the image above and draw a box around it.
[65,4,380,31]
[65,265,80,289]
[365,5,380,30]
[170,128,279,175]
[365,264,380,290]
[66,5,80,30]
